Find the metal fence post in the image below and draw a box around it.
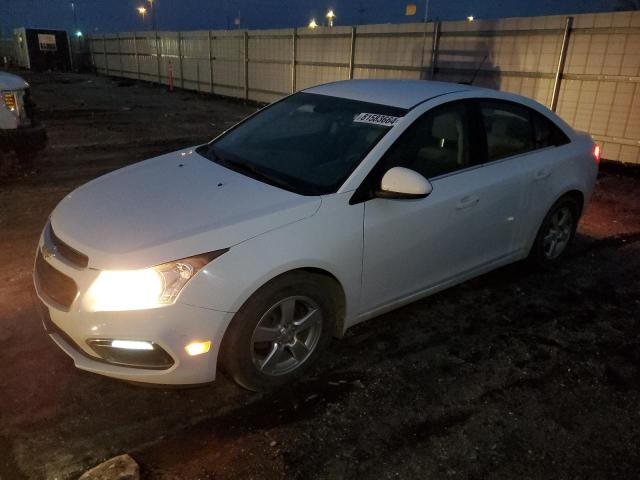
[243,31,249,101]
[177,31,184,89]
[551,16,573,112]
[67,32,75,72]
[155,31,162,84]
[348,26,356,80]
[117,32,123,76]
[208,30,214,93]
[88,36,93,70]
[103,34,109,76]
[133,33,140,80]
[430,21,441,80]
[291,28,297,93]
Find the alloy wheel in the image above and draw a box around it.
[250,296,323,376]
[543,206,574,259]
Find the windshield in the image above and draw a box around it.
[196,92,407,195]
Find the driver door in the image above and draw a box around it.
[359,101,526,313]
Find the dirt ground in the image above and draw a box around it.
[0,72,639,480]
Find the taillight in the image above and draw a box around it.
[593,144,601,164]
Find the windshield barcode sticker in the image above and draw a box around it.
[354,113,401,127]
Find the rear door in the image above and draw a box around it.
[476,100,573,251]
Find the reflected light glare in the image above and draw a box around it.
[87,269,163,311]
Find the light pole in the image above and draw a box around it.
[137,6,147,29]
[147,0,157,31]
[308,19,318,29]
[71,2,79,32]
[326,9,335,27]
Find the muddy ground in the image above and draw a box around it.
[0,72,639,480]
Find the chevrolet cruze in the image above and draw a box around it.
[34,80,599,391]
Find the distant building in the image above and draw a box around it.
[12,28,72,71]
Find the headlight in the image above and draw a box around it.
[2,91,17,112]
[85,250,227,312]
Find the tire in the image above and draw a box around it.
[220,272,337,391]
[528,195,580,267]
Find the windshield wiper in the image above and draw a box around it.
[201,145,298,193]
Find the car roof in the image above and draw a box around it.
[302,79,478,109]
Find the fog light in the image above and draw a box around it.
[111,340,154,350]
[86,339,174,369]
[185,340,211,356]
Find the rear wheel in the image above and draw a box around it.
[528,196,580,266]
[220,272,336,391]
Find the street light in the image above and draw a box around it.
[71,2,79,33]
[467,15,474,21]
[308,18,318,29]
[326,9,335,27]
[147,0,157,31]
[137,5,147,29]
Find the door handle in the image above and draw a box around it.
[456,195,480,210]
[534,169,551,180]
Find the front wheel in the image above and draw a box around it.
[528,196,580,266]
[220,272,337,391]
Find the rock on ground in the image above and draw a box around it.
[79,454,139,480]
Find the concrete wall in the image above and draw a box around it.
[89,11,640,164]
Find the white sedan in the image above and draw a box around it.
[34,80,599,391]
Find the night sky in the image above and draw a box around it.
[1,0,621,35]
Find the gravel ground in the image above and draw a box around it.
[0,72,639,480]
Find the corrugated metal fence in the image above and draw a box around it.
[89,11,640,164]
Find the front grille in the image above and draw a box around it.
[50,226,89,268]
[35,252,78,309]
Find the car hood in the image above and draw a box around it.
[50,148,321,270]
[0,71,29,90]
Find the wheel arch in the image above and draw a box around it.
[525,188,585,259]
[219,265,349,347]
[560,189,584,217]
[298,267,348,338]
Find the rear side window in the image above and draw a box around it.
[532,111,570,149]
[479,101,534,161]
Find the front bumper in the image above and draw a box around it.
[0,122,47,152]
[33,228,234,385]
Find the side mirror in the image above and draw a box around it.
[376,167,432,200]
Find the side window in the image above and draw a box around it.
[532,111,570,149]
[479,101,534,161]
[383,102,470,179]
